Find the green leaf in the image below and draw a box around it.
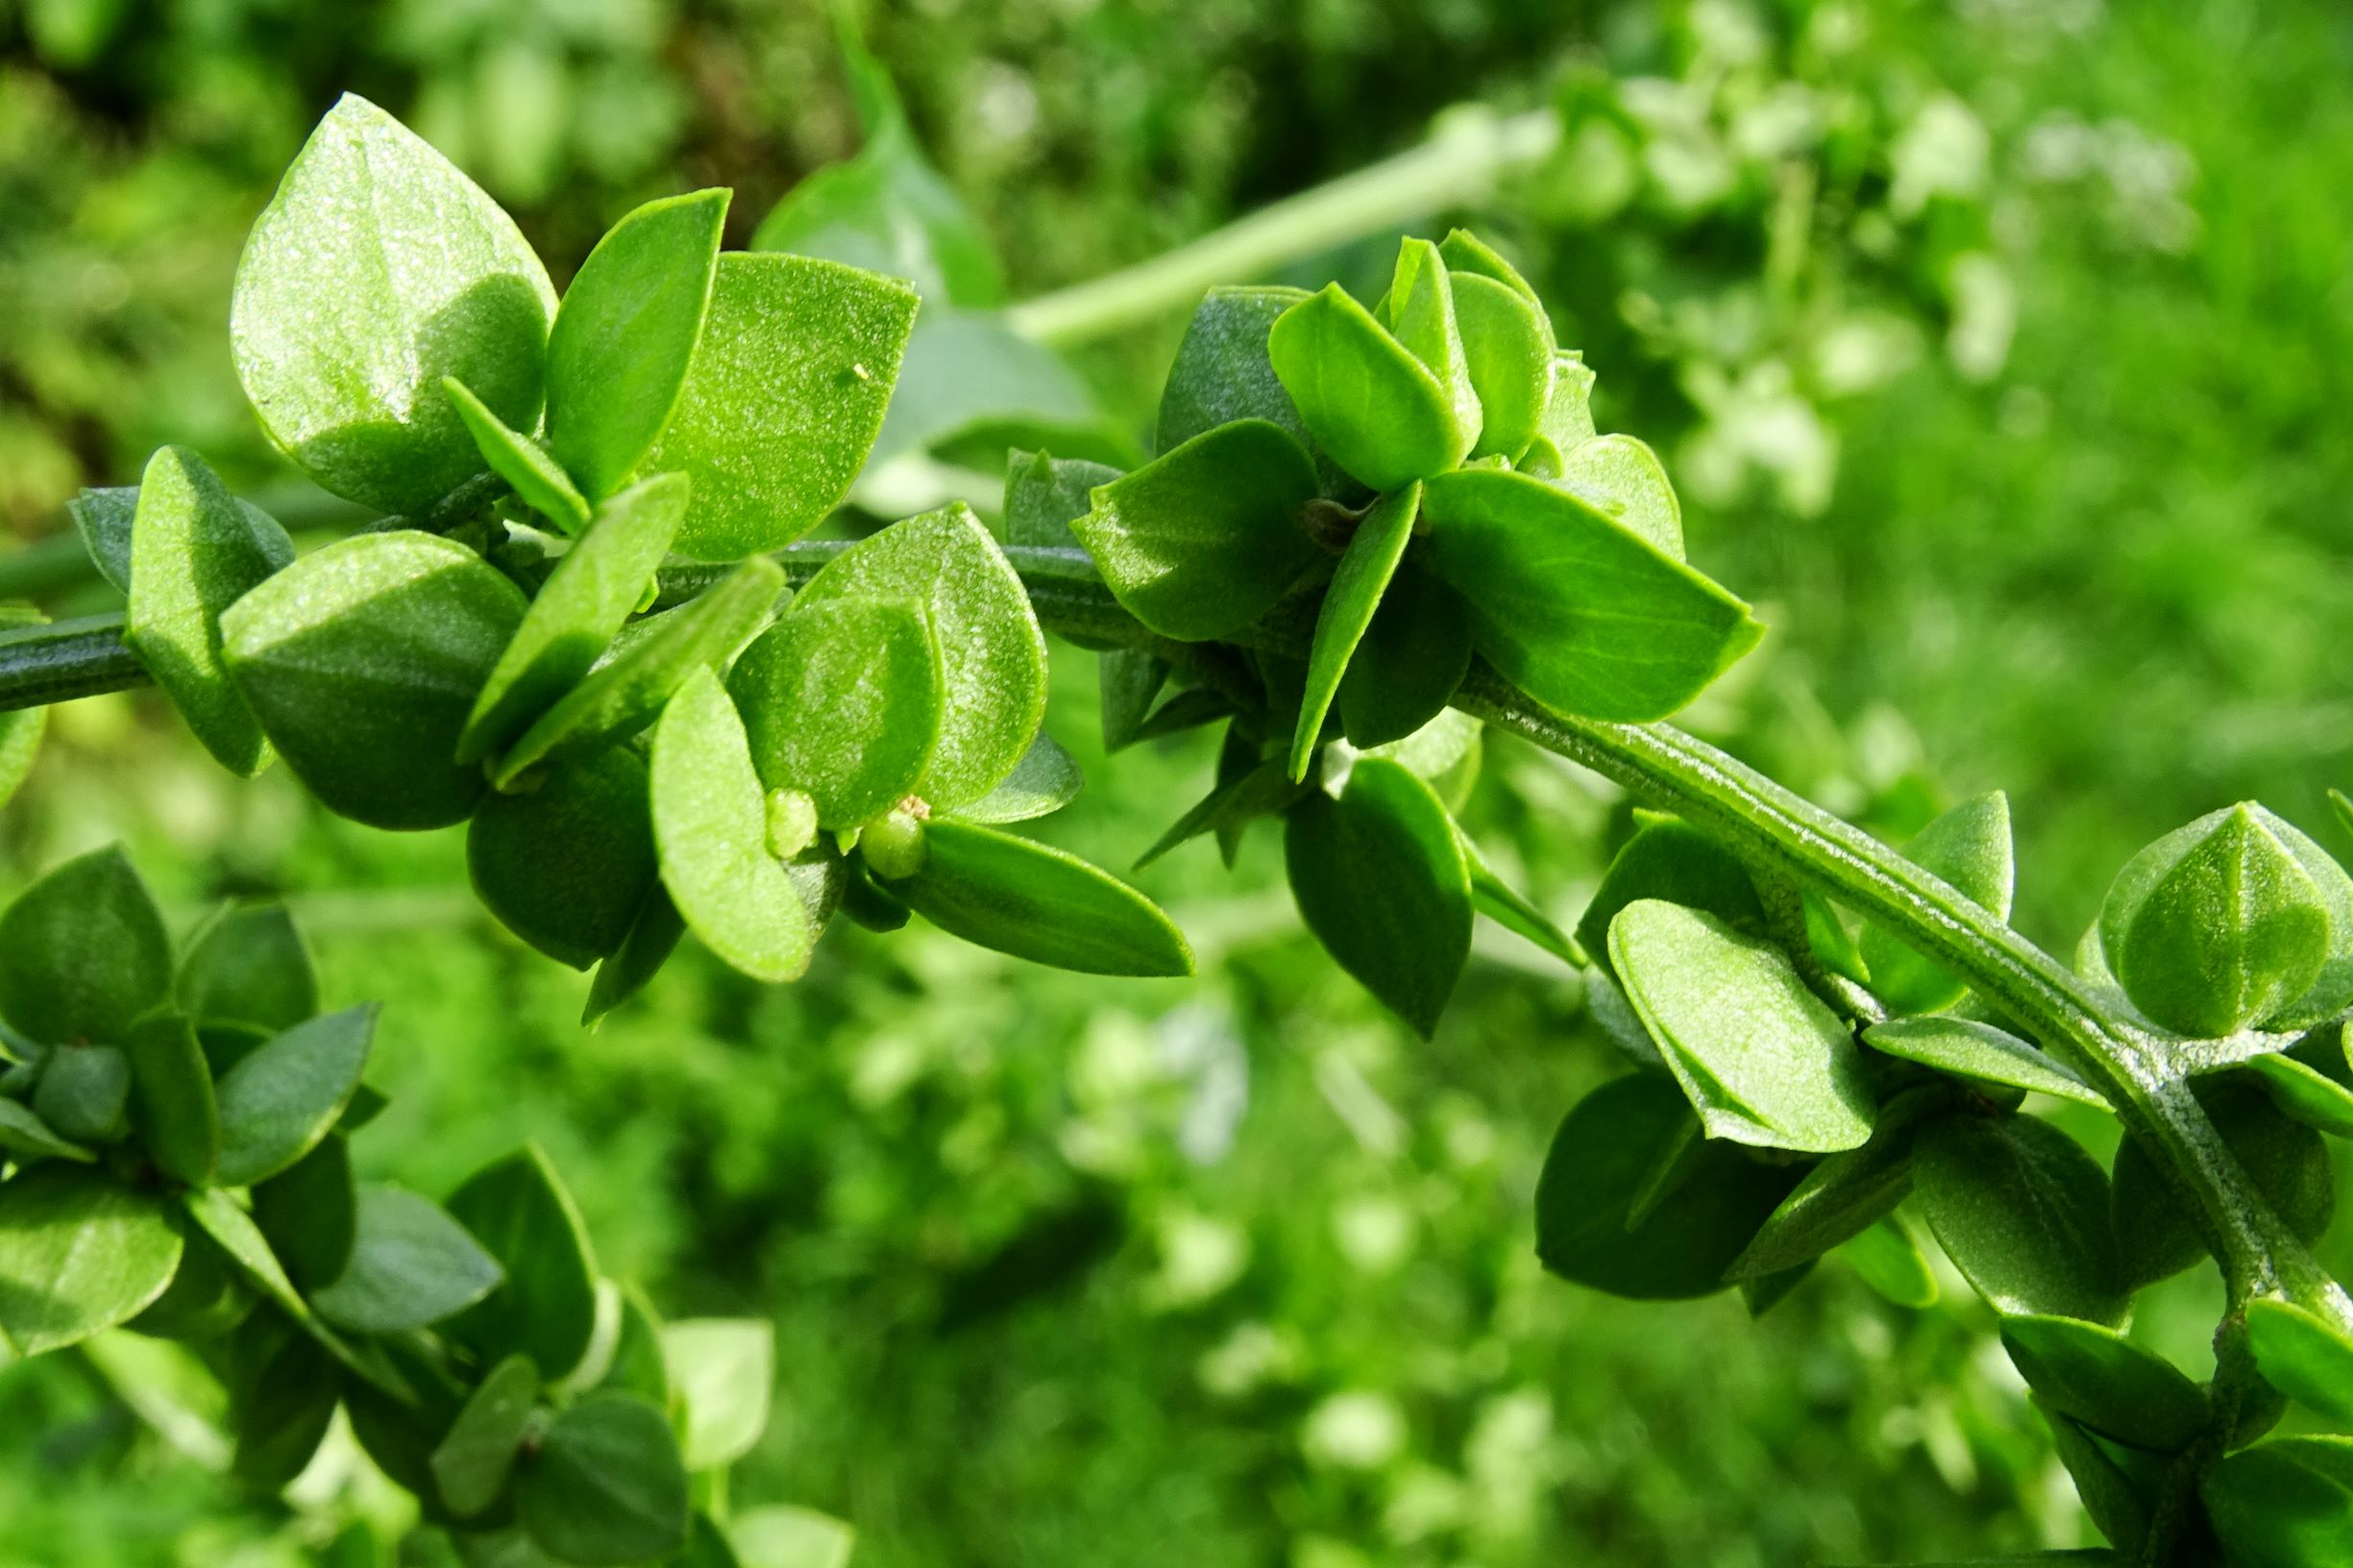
[795,504,1047,810]
[0,1167,182,1354]
[0,844,173,1046]
[126,1013,219,1187]
[547,190,728,500]
[1863,1016,2105,1108]
[2000,1314,2208,1452]
[1270,283,1462,492]
[2243,1051,2353,1137]
[1609,899,1876,1153]
[2247,1298,2353,1426]
[729,1507,857,1568]
[598,1284,672,1407]
[1154,285,1353,491]
[662,1317,774,1469]
[213,1004,377,1188]
[231,94,556,514]
[1858,793,2016,1015]
[433,1353,542,1520]
[957,732,1083,824]
[1290,483,1421,780]
[177,902,318,1034]
[1581,819,1766,981]
[1283,758,1471,1036]
[0,1098,92,1164]
[882,819,1192,978]
[1552,433,1682,558]
[1382,238,1482,456]
[33,1044,130,1144]
[311,1184,504,1334]
[1335,564,1474,748]
[494,557,785,789]
[2113,1078,2335,1289]
[1135,756,1307,870]
[750,28,1003,308]
[1071,420,1322,645]
[1729,1092,1938,1277]
[649,670,821,983]
[1423,468,1761,722]
[445,1146,600,1384]
[470,747,658,970]
[222,531,529,829]
[1539,353,1599,452]
[1449,273,1553,460]
[2203,1436,2353,1568]
[647,254,918,560]
[250,1133,355,1291]
[2099,803,2330,1037]
[1457,830,1582,966]
[1534,1072,1800,1301]
[728,598,944,830]
[1100,649,1169,755]
[1437,229,1541,306]
[184,1186,311,1324]
[460,472,689,764]
[1913,1112,2127,1325]
[517,1391,691,1566]
[67,486,139,594]
[233,1327,340,1491]
[127,1216,252,1338]
[2037,1399,2152,1556]
[582,887,687,1026]
[1004,449,1121,551]
[124,446,293,775]
[1835,1215,1939,1308]
[443,378,590,534]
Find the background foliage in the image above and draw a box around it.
[3,0,2350,1563]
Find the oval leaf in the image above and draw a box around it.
[2203,1436,2353,1568]
[956,732,1083,825]
[0,1167,182,1355]
[1335,564,1474,748]
[311,1184,504,1335]
[177,902,319,1034]
[1268,283,1462,492]
[1913,1112,2127,1325]
[1552,433,1681,558]
[231,94,556,514]
[517,1391,690,1566]
[729,598,944,829]
[662,1317,774,1470]
[444,1145,600,1384]
[0,845,173,1047]
[214,1004,378,1188]
[432,1353,542,1520]
[1858,793,2016,1015]
[1450,272,1552,461]
[1422,468,1761,722]
[2247,1298,2353,1427]
[222,532,528,829]
[1289,482,1420,780]
[2000,1314,2208,1452]
[883,819,1191,978]
[470,747,658,970]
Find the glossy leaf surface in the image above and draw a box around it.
[885,820,1192,978]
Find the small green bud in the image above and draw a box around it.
[764,788,820,861]
[859,807,927,882]
[2099,803,2333,1037]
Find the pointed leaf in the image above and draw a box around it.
[1450,273,1553,460]
[126,1013,219,1187]
[178,903,318,1034]
[125,446,293,774]
[1553,433,1681,558]
[2001,1314,2208,1451]
[1004,449,1119,551]
[1283,757,1471,1036]
[517,1391,690,1566]
[662,1318,774,1469]
[1071,420,1322,644]
[231,94,556,513]
[214,1004,377,1187]
[648,254,918,559]
[1099,649,1168,754]
[1382,238,1481,455]
[1423,468,1760,721]
[460,472,689,763]
[2243,1051,2353,1136]
[2037,1399,2152,1556]
[222,531,529,829]
[1534,1073,1800,1300]
[649,670,820,983]
[470,747,658,970]
[794,504,1046,810]
[0,1167,182,1355]
[251,1133,355,1291]
[882,819,1191,977]
[67,487,139,594]
[1335,563,1473,747]
[582,887,687,1026]
[445,1146,600,1383]
[0,1099,91,1164]
[1729,1091,1941,1277]
[1837,1215,1939,1308]
[1858,793,2015,1015]
[33,1044,129,1144]
[957,732,1083,824]
[433,1353,542,1519]
[1864,1016,2105,1108]
[443,378,590,533]
[728,598,944,829]
[1268,283,1461,491]
[311,1184,504,1334]
[494,557,784,789]
[1609,899,1875,1153]
[1289,482,1420,780]
[1457,830,1581,966]
[2114,1078,2334,1289]
[1914,1112,2127,1325]
[1577,817,1764,976]
[548,190,729,500]
[2203,1436,2353,1568]
[0,845,171,1047]
[2247,1298,2353,1427]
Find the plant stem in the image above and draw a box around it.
[1003,107,1560,346]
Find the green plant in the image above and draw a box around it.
[0,844,839,1567]
[4,84,2353,1568]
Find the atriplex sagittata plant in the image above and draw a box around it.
[0,92,2349,1567]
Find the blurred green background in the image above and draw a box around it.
[3,0,2350,1563]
